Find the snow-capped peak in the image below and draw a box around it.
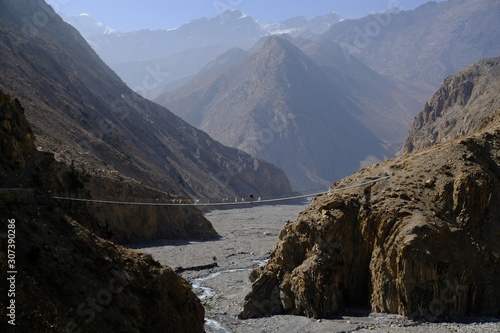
[61,12,117,39]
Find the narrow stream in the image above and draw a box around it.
[191,261,268,332]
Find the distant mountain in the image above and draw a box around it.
[79,9,343,64]
[109,45,231,100]
[324,0,500,90]
[61,12,117,37]
[260,12,343,37]
[403,57,500,153]
[156,36,424,190]
[0,0,291,199]
[62,9,342,97]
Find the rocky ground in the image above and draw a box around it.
[133,204,500,333]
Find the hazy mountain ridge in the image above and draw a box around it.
[157,35,424,190]
[61,12,117,37]
[325,0,500,89]
[70,9,343,64]
[0,0,291,200]
[62,9,343,98]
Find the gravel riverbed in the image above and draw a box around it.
[133,204,500,333]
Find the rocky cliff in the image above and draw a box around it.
[403,57,500,154]
[240,59,500,320]
[0,90,205,332]
[0,91,35,176]
[0,199,206,333]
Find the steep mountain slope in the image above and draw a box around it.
[157,36,424,190]
[0,87,218,244]
[0,0,291,199]
[324,0,500,90]
[295,37,426,145]
[403,57,500,153]
[240,58,500,320]
[0,91,205,333]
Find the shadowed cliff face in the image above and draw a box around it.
[0,91,35,176]
[0,91,206,332]
[239,59,500,320]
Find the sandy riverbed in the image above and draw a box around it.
[133,204,500,333]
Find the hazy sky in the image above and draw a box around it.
[46,0,444,32]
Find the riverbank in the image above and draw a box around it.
[133,204,500,332]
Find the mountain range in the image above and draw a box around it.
[62,10,343,99]
[1,0,500,329]
[156,35,425,190]
[150,0,499,190]
[0,0,291,201]
[324,0,500,90]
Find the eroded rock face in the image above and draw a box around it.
[0,201,205,333]
[86,177,218,243]
[0,90,35,176]
[403,57,500,154]
[240,129,500,320]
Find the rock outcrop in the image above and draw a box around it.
[0,91,205,332]
[240,130,500,320]
[403,57,500,154]
[86,176,218,243]
[240,59,500,320]
[0,91,35,176]
[1,199,206,333]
